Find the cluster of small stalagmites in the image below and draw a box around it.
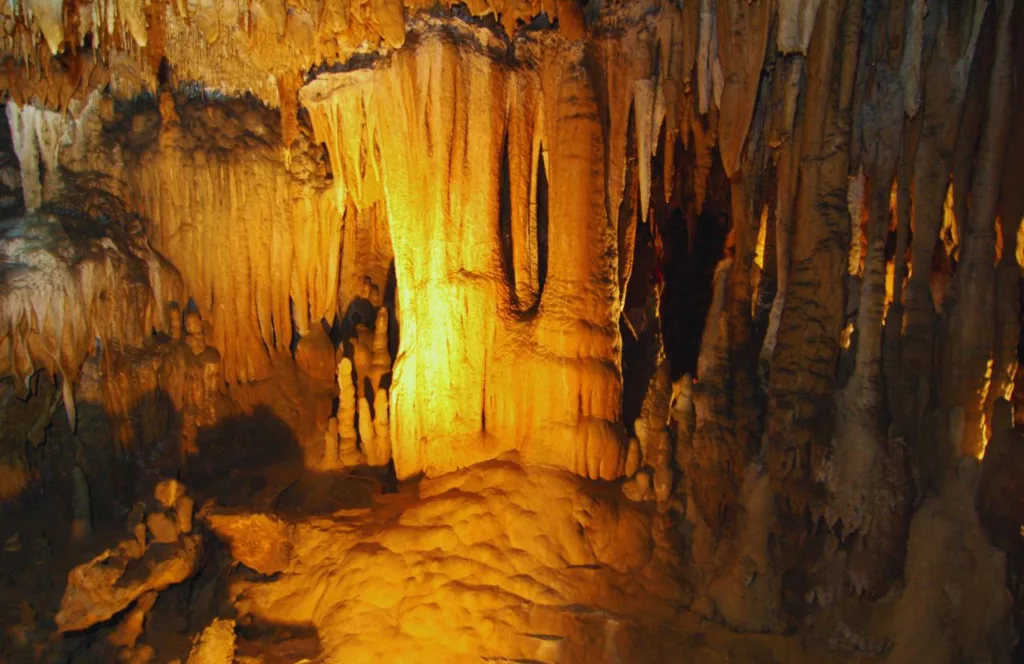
[324,278,392,470]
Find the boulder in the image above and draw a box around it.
[56,535,202,633]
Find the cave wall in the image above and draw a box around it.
[0,0,1022,655]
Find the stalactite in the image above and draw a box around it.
[898,0,925,119]
[989,214,1019,416]
[989,10,1024,427]
[304,33,642,481]
[0,212,182,427]
[942,0,1015,461]
[6,100,66,210]
[848,0,904,415]
[882,109,919,430]
[697,0,716,117]
[126,97,347,384]
[900,4,987,454]
[777,0,823,55]
[765,0,858,496]
[760,55,802,374]
[820,0,912,598]
[714,0,772,179]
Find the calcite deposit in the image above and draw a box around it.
[0,0,1022,661]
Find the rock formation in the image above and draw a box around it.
[0,0,1022,661]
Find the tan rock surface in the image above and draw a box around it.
[56,534,203,633]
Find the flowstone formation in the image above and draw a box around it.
[0,0,1023,661]
[302,32,633,480]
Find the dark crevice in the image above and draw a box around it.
[617,102,638,297]
[157,57,172,86]
[536,148,550,298]
[658,143,730,381]
[498,128,516,305]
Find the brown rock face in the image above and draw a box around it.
[0,0,1022,661]
[56,535,202,633]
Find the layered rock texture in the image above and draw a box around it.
[0,0,1023,661]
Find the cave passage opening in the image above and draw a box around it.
[620,128,731,433]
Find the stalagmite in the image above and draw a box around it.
[169,304,183,341]
[176,494,194,534]
[351,325,373,399]
[0,1,1022,661]
[368,307,391,393]
[322,417,341,469]
[336,357,362,466]
[184,311,206,356]
[357,396,374,462]
[624,438,641,478]
[367,387,391,467]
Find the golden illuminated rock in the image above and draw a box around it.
[204,510,292,575]
[230,461,678,662]
[302,33,636,481]
[186,619,236,664]
[0,1,1022,661]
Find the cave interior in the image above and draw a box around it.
[2,0,1024,662]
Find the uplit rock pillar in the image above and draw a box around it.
[302,35,628,480]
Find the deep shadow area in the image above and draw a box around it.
[659,206,729,380]
[191,405,302,479]
[0,379,401,662]
[658,143,731,381]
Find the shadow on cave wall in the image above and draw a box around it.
[0,387,391,661]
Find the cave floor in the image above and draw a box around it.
[0,449,892,663]
[0,356,886,664]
